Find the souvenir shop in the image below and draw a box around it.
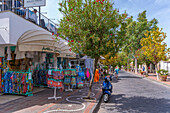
[0,47,92,97]
[0,45,61,96]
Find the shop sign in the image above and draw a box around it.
[42,47,60,53]
[24,0,46,7]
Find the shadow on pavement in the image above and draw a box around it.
[119,76,142,79]
[106,94,170,113]
[0,82,103,113]
[111,77,120,83]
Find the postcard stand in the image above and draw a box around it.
[48,87,62,100]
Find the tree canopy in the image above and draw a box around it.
[58,0,127,61]
[58,0,128,98]
[141,28,169,65]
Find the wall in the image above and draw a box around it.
[0,11,48,45]
[160,61,170,74]
[0,12,9,44]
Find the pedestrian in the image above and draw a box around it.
[32,9,38,24]
[94,68,99,83]
[99,67,101,80]
[115,66,119,80]
[14,0,25,16]
[143,66,145,71]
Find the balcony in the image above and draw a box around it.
[0,0,57,34]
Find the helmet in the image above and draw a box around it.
[104,76,110,82]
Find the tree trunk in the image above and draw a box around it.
[135,57,138,74]
[150,64,152,73]
[127,59,130,71]
[107,66,109,75]
[87,58,99,99]
[155,63,159,80]
[145,64,148,76]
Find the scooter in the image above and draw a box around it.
[102,77,112,103]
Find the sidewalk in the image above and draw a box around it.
[0,81,103,113]
[126,70,170,87]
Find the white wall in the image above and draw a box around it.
[0,12,10,44]
[0,11,48,45]
[160,61,170,74]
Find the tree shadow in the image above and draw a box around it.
[0,83,103,113]
[119,76,142,79]
[104,94,170,113]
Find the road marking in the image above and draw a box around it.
[43,88,99,113]
[68,105,72,107]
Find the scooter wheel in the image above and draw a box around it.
[103,94,109,103]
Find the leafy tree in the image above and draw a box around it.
[104,16,133,71]
[117,52,129,68]
[58,0,127,98]
[141,28,170,79]
[135,49,152,75]
[125,10,158,74]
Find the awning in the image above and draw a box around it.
[17,30,60,53]
[57,37,76,58]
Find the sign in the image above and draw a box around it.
[42,47,61,53]
[48,79,63,88]
[24,0,46,7]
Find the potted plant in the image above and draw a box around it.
[139,70,144,75]
[157,69,168,81]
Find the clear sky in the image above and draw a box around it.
[40,0,170,48]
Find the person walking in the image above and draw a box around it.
[94,68,99,83]
[115,66,119,80]
[143,66,145,71]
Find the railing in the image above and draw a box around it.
[0,0,58,34]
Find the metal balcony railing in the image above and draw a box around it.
[0,0,58,34]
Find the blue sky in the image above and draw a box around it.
[40,0,170,48]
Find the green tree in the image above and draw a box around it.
[104,16,133,71]
[141,28,170,79]
[58,0,127,98]
[125,10,158,74]
[135,49,152,75]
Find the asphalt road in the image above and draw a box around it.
[98,70,170,113]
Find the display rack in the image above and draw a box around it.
[47,69,63,100]
[63,69,76,91]
[0,57,6,93]
[3,68,33,96]
[48,87,62,100]
[47,78,63,100]
[32,69,48,87]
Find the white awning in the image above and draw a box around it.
[57,37,76,58]
[17,30,60,53]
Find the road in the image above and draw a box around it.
[98,70,170,113]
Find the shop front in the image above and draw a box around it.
[0,30,89,98]
[0,30,61,96]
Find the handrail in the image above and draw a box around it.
[0,1,58,34]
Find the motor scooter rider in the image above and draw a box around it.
[102,76,112,93]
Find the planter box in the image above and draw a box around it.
[159,76,167,81]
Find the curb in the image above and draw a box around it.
[146,77,170,88]
[125,70,170,88]
[90,91,103,113]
